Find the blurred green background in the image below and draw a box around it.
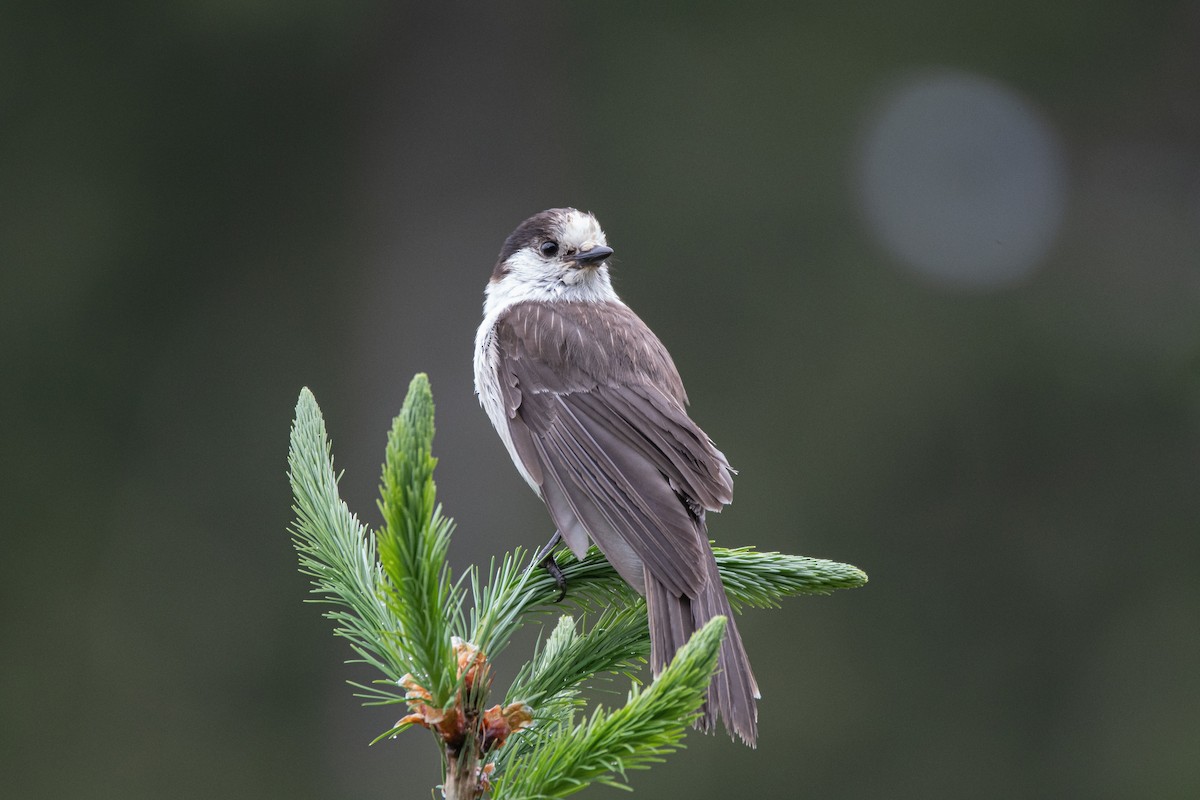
[4,1,1198,797]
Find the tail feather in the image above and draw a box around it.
[644,551,759,746]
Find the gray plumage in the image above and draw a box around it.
[485,296,759,745]
[474,208,759,745]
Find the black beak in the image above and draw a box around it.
[571,245,613,266]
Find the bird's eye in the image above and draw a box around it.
[539,241,559,257]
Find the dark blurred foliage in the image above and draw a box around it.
[3,1,1199,798]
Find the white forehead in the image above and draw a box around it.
[483,208,620,313]
[557,209,607,247]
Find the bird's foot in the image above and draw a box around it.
[541,553,567,602]
[530,530,566,602]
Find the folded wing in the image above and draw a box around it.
[492,300,734,597]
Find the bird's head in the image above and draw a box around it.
[490,208,614,293]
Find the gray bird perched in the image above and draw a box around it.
[473,207,759,746]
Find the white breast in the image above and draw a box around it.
[473,314,540,494]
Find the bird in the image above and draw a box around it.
[472,208,759,746]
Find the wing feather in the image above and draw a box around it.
[492,300,734,597]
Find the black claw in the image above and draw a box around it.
[530,530,567,602]
[542,554,567,602]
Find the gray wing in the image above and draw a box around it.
[493,301,734,598]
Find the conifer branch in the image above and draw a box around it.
[376,374,460,706]
[287,388,409,683]
[286,376,867,799]
[481,545,867,635]
[491,618,728,800]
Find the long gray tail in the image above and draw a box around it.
[644,548,760,746]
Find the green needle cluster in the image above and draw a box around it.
[287,374,866,798]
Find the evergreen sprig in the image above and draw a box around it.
[376,374,460,706]
[287,387,408,682]
[469,547,542,663]
[286,376,867,799]
[507,608,649,712]
[496,608,651,773]
[491,618,728,800]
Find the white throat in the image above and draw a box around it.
[482,251,620,320]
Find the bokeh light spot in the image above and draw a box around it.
[856,70,1066,290]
